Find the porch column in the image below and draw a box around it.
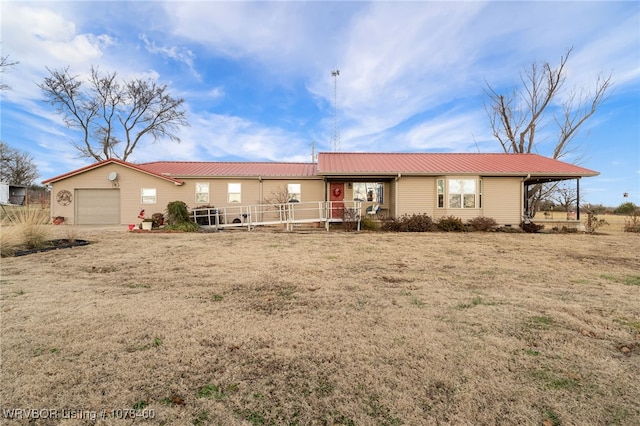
[523,182,530,218]
[576,178,580,221]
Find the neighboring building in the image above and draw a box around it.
[41,152,598,226]
[0,182,28,205]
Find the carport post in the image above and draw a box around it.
[576,178,580,221]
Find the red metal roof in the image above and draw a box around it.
[42,158,185,185]
[42,153,598,185]
[317,153,599,177]
[137,161,318,177]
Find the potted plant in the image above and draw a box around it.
[141,218,154,230]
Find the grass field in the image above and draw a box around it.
[1,226,639,425]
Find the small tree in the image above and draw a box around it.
[582,204,608,234]
[551,181,578,212]
[39,66,188,162]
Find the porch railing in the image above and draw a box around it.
[191,201,362,231]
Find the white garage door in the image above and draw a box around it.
[76,189,120,224]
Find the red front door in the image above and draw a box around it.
[330,182,344,219]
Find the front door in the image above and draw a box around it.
[329,182,344,219]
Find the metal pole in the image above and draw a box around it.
[576,178,580,221]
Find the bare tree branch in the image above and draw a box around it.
[39,66,188,161]
[484,47,613,212]
[0,55,19,91]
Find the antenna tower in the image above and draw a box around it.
[331,69,340,152]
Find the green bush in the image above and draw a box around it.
[614,202,638,215]
[163,221,200,232]
[436,216,466,232]
[166,201,191,225]
[467,216,498,232]
[359,215,379,231]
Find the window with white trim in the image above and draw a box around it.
[448,179,476,208]
[437,179,445,208]
[195,183,209,204]
[288,183,301,202]
[141,188,157,204]
[228,183,241,203]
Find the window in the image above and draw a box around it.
[353,182,383,204]
[228,183,241,203]
[288,183,301,202]
[437,179,444,208]
[448,179,476,209]
[195,183,209,204]
[141,188,157,204]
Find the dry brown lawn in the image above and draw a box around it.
[1,226,639,425]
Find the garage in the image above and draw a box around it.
[75,189,120,224]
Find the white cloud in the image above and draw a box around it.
[132,109,310,164]
[139,33,199,79]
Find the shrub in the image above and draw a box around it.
[624,211,640,233]
[436,216,466,232]
[614,202,638,216]
[359,215,379,231]
[520,221,544,233]
[0,207,52,256]
[163,221,200,232]
[495,225,524,233]
[166,201,191,225]
[582,206,608,234]
[467,216,498,232]
[381,214,434,232]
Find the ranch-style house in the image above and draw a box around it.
[42,152,598,228]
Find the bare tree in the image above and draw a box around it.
[484,47,613,211]
[551,181,578,212]
[0,141,39,185]
[485,47,612,160]
[1,55,19,91]
[38,66,188,162]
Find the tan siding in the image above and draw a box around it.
[50,163,326,225]
[260,179,325,221]
[482,177,522,225]
[397,176,435,217]
[261,179,324,204]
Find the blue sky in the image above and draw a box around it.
[1,0,638,207]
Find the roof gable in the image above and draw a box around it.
[316,153,599,177]
[41,158,185,185]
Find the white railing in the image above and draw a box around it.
[191,201,361,231]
